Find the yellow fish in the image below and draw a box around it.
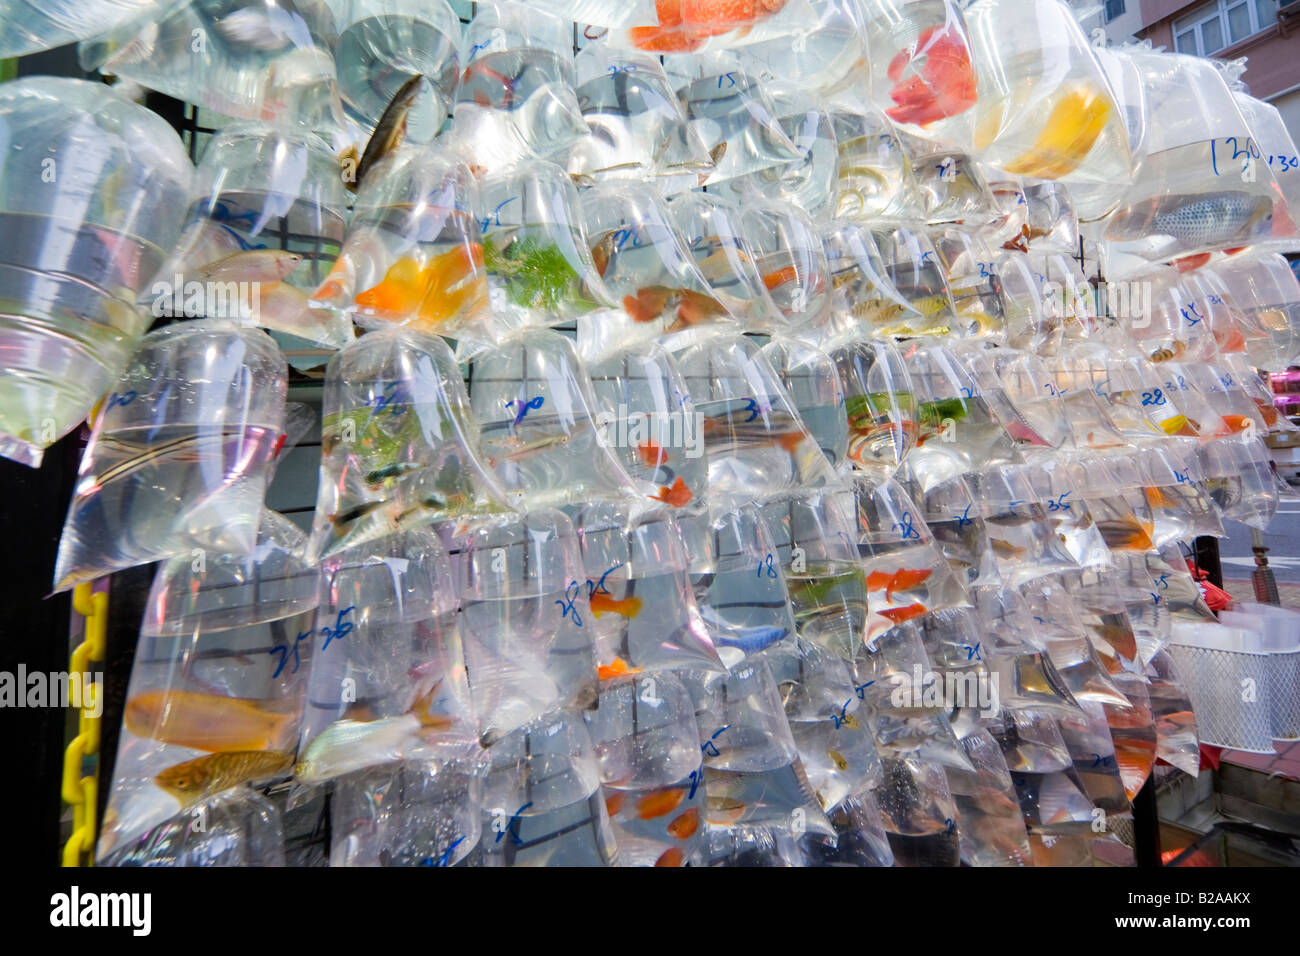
[1005,83,1111,180]
[124,689,298,753]
[154,751,293,806]
[352,244,486,328]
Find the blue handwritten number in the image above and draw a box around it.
[893,512,919,540]
[688,769,703,799]
[320,606,356,652]
[702,726,729,758]
[270,630,311,678]
[955,505,973,529]
[757,553,777,578]
[505,394,544,428]
[555,581,583,627]
[106,390,137,410]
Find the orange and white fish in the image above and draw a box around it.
[630,0,788,53]
[650,475,694,508]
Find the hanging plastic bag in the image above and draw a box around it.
[569,44,714,190]
[0,77,192,468]
[831,335,919,474]
[80,0,345,129]
[53,320,288,591]
[762,336,850,469]
[449,2,588,173]
[100,790,286,867]
[474,709,620,866]
[98,510,319,861]
[822,221,930,339]
[155,122,353,351]
[586,671,707,867]
[309,327,508,561]
[295,528,472,786]
[312,148,489,338]
[830,106,925,222]
[874,756,962,866]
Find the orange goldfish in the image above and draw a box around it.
[885,24,977,128]
[605,791,626,817]
[630,0,788,53]
[597,657,643,681]
[124,689,297,753]
[637,440,668,467]
[762,264,801,291]
[650,476,694,507]
[624,286,727,329]
[877,603,928,625]
[591,593,645,619]
[1220,414,1254,433]
[866,568,933,601]
[1214,326,1248,353]
[637,788,686,820]
[353,244,485,326]
[667,807,701,839]
[1173,253,1212,274]
[154,750,292,806]
[654,846,686,867]
[1143,486,1169,510]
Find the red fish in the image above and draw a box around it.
[624,288,672,323]
[762,264,800,291]
[1220,413,1253,433]
[630,0,788,54]
[650,476,694,508]
[885,24,977,128]
[637,441,668,467]
[597,657,643,681]
[654,846,685,867]
[605,791,626,817]
[877,603,928,625]
[1173,253,1212,274]
[866,568,932,602]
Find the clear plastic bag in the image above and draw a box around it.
[586,671,707,867]
[329,747,489,867]
[449,2,588,173]
[762,336,849,469]
[1103,49,1292,264]
[899,135,997,227]
[568,503,724,673]
[869,224,961,336]
[569,44,714,190]
[989,706,1072,773]
[873,756,962,866]
[474,709,619,866]
[685,658,834,837]
[295,528,473,785]
[667,52,805,187]
[311,148,489,338]
[1196,435,1279,530]
[100,790,286,867]
[1207,252,1300,372]
[309,327,507,561]
[466,327,644,510]
[53,320,288,592]
[821,220,929,338]
[830,335,919,474]
[726,0,872,97]
[332,0,461,138]
[736,198,833,330]
[99,510,319,860]
[80,0,345,130]
[583,180,736,349]
[929,228,1005,338]
[857,0,979,145]
[0,77,192,468]
[450,510,588,744]
[967,0,1132,186]
[830,106,925,222]
[0,0,167,58]
[690,503,798,667]
[676,334,835,499]
[155,122,353,351]
[761,487,867,660]
[946,728,1033,866]
[1146,649,1201,779]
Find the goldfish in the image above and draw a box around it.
[667,807,700,840]
[630,0,788,53]
[1090,624,1138,663]
[637,788,686,820]
[1004,83,1111,180]
[597,657,643,681]
[1221,413,1254,433]
[877,603,928,625]
[762,264,801,292]
[865,567,933,601]
[885,24,977,128]
[1096,518,1154,551]
[989,538,1028,560]
[605,791,626,817]
[637,440,668,467]
[654,846,686,866]
[650,476,694,507]
[1214,326,1248,353]
[1143,486,1169,510]
[124,689,297,753]
[827,748,849,772]
[353,244,486,327]
[623,286,727,329]
[590,593,644,619]
[154,750,293,807]
[1173,253,1213,273]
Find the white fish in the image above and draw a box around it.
[294,714,421,784]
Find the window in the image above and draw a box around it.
[1105,0,1125,21]
[1173,0,1279,55]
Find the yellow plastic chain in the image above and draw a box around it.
[61,583,107,867]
